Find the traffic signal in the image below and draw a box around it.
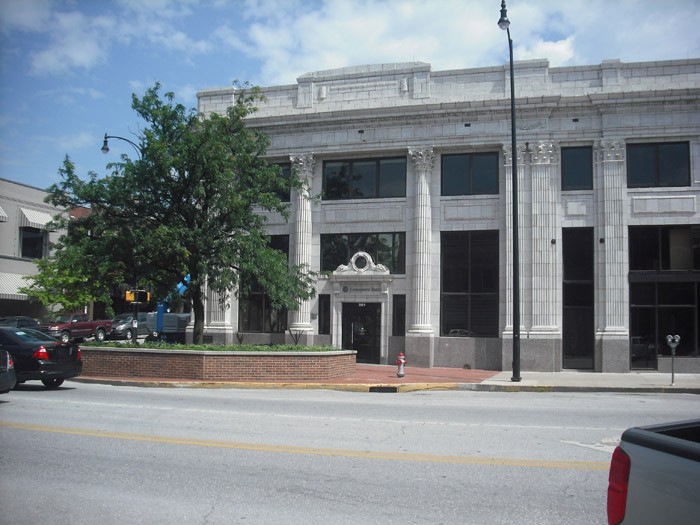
[125,290,150,303]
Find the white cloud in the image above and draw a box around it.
[29,11,116,75]
[0,0,52,32]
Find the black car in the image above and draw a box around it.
[0,326,82,389]
[0,316,40,331]
[0,350,16,394]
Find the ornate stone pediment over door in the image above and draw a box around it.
[329,252,393,363]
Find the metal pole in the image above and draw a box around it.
[507,29,521,382]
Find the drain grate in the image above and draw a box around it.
[369,386,398,393]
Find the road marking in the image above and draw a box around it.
[0,421,610,471]
[7,396,628,431]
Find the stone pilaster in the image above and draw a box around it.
[530,141,561,333]
[595,139,629,371]
[289,153,315,332]
[502,143,526,334]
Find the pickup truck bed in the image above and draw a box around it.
[608,419,700,524]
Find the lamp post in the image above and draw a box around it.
[101,132,143,344]
[101,133,142,159]
[498,0,521,382]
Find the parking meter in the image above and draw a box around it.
[666,335,680,386]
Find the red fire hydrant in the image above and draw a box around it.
[396,352,406,378]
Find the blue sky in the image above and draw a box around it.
[1,0,699,190]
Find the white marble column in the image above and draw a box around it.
[596,140,628,334]
[530,141,560,333]
[408,147,434,333]
[289,153,315,332]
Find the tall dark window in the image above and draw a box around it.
[323,157,406,200]
[629,225,700,365]
[627,142,690,188]
[441,152,498,196]
[561,146,593,191]
[318,294,330,335]
[320,232,405,274]
[277,164,291,202]
[440,231,499,336]
[562,228,595,369]
[20,227,45,259]
[238,235,289,333]
[392,295,406,336]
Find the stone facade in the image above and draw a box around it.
[196,58,700,373]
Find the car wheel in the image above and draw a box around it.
[125,328,133,341]
[95,328,106,342]
[60,331,71,344]
[41,378,65,389]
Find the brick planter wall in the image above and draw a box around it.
[81,347,357,381]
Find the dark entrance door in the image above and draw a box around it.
[562,228,595,369]
[342,302,381,364]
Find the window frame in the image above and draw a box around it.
[320,232,406,274]
[238,235,290,333]
[322,156,406,200]
[561,146,593,191]
[440,230,499,337]
[626,142,690,188]
[441,152,499,197]
[19,226,46,259]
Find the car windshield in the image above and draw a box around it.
[46,315,72,323]
[113,314,133,323]
[21,328,60,341]
[9,329,49,343]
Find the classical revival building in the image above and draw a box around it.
[196,58,700,374]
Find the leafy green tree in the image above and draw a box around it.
[33,83,315,343]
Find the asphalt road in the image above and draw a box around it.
[1,382,698,524]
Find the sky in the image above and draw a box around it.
[1,0,699,190]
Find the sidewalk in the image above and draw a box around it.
[74,364,700,393]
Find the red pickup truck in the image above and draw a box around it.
[41,313,112,343]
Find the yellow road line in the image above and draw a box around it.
[0,420,609,470]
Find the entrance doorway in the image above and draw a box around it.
[342,302,381,363]
[562,228,595,369]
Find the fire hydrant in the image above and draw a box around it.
[396,352,406,378]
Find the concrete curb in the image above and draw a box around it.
[71,377,700,394]
[461,384,700,394]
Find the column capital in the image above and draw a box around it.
[290,153,315,177]
[408,147,434,172]
[530,141,559,165]
[594,139,626,162]
[501,143,529,166]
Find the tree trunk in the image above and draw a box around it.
[191,284,205,344]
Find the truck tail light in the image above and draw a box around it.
[607,446,630,525]
[6,353,13,369]
[76,347,82,361]
[32,346,49,361]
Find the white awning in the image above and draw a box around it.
[20,207,55,230]
[0,272,30,301]
[0,205,7,222]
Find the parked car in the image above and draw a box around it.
[0,350,16,394]
[0,326,82,389]
[0,316,40,331]
[40,313,111,343]
[110,312,150,340]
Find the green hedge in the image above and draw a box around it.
[84,341,338,353]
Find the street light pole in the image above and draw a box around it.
[101,132,143,344]
[101,133,142,159]
[498,0,521,382]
